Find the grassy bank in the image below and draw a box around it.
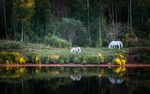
[0,40,149,65]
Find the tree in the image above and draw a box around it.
[57,18,84,45]
[12,0,35,42]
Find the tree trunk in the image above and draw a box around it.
[14,21,16,41]
[141,0,144,30]
[21,12,24,42]
[53,0,55,17]
[128,1,130,31]
[65,0,67,17]
[104,0,113,25]
[87,0,91,45]
[57,0,60,22]
[37,10,39,27]
[116,8,117,25]
[63,2,65,18]
[111,0,115,40]
[98,0,102,47]
[3,0,8,39]
[129,0,132,30]
[21,29,24,42]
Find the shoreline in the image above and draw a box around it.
[0,64,150,67]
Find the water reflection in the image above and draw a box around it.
[0,67,149,94]
[71,75,81,81]
[108,77,123,84]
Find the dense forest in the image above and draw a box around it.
[0,0,150,47]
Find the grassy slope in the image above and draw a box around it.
[0,40,149,64]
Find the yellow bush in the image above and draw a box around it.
[20,57,26,64]
[15,57,20,63]
[115,58,122,65]
[121,59,127,65]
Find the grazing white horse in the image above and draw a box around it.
[70,47,81,53]
[108,41,123,49]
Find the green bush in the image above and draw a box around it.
[60,59,65,64]
[25,53,37,63]
[104,55,112,63]
[124,33,138,47]
[48,55,60,64]
[60,56,71,64]
[135,54,150,64]
[82,56,99,64]
[44,35,71,48]
[40,56,48,64]
[0,40,21,49]
[98,55,104,63]
[65,57,70,63]
[81,60,87,64]
[73,57,81,63]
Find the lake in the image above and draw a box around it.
[0,67,149,94]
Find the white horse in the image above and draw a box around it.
[108,41,123,49]
[70,47,81,53]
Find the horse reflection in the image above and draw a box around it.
[109,77,123,84]
[70,75,81,81]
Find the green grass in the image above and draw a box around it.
[0,40,149,64]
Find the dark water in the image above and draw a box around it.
[0,67,150,94]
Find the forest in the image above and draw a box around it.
[0,0,150,47]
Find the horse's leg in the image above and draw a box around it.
[118,44,120,49]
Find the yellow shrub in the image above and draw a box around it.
[115,58,122,65]
[20,57,26,64]
[121,59,127,65]
[36,56,39,61]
